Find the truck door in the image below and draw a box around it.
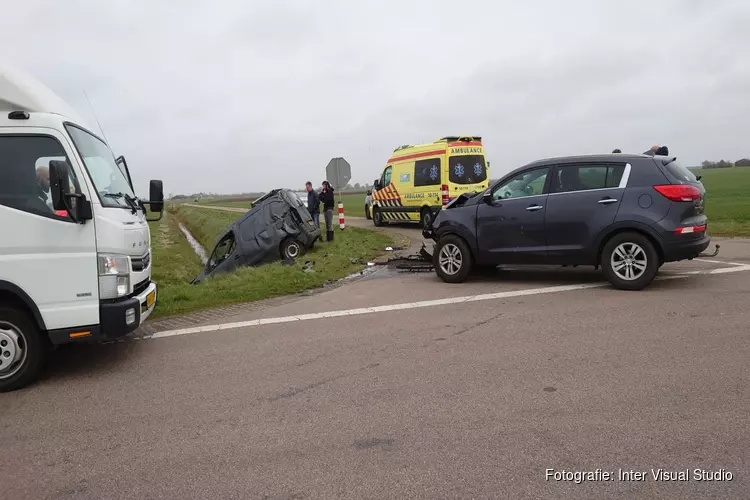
[0,129,99,331]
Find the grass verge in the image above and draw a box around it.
[201,193,369,217]
[147,205,392,319]
[697,168,750,237]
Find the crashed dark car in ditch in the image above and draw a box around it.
[192,189,320,283]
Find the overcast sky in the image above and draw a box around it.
[3,0,749,196]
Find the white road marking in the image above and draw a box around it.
[147,264,750,340]
[694,258,746,266]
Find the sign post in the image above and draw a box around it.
[325,157,351,230]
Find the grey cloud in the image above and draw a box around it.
[1,0,749,196]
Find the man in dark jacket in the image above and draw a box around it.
[305,181,320,227]
[320,180,336,242]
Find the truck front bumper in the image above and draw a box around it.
[47,281,158,345]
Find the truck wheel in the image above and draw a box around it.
[420,207,433,229]
[601,232,659,290]
[365,205,371,220]
[373,207,383,227]
[280,239,304,261]
[0,306,46,392]
[433,235,473,283]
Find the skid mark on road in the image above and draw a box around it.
[147,264,750,341]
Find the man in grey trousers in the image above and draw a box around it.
[320,180,336,242]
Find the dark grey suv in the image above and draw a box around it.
[423,154,711,290]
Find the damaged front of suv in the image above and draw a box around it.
[421,190,482,242]
[192,189,320,283]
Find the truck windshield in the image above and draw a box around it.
[65,124,135,208]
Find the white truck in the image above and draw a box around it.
[0,67,164,391]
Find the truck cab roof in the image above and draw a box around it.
[0,64,88,127]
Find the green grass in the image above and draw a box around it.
[197,193,369,217]
[697,168,750,237]
[147,205,392,319]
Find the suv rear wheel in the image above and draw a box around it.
[434,235,473,283]
[601,232,659,290]
[0,306,46,392]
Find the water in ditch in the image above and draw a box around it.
[178,222,208,265]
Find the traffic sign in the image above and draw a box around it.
[326,157,351,190]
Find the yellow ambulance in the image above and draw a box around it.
[371,136,490,227]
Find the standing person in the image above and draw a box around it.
[320,180,335,242]
[305,181,320,227]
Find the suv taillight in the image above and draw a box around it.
[441,184,450,206]
[653,184,701,202]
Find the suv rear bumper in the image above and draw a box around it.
[662,234,711,262]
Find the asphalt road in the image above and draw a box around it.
[2,226,749,499]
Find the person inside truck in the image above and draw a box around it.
[35,165,52,209]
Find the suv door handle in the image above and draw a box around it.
[598,198,618,205]
[526,205,544,212]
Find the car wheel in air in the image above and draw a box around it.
[280,239,304,261]
[0,306,47,392]
[373,207,383,227]
[433,235,473,283]
[601,232,659,291]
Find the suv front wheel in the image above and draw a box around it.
[434,235,473,283]
[601,232,659,290]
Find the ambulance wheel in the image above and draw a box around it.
[373,208,383,227]
[0,305,47,392]
[365,205,371,220]
[420,207,433,229]
[280,238,305,261]
[433,235,473,283]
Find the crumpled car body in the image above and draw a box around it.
[192,189,320,283]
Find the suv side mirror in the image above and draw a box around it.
[482,190,494,203]
[49,160,92,223]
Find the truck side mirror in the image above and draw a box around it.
[149,180,164,213]
[48,160,71,212]
[49,160,92,223]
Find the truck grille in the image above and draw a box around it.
[131,252,151,272]
[133,278,151,296]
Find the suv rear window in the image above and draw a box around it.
[449,155,487,185]
[663,160,697,184]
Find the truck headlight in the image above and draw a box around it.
[98,253,130,299]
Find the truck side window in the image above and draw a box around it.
[0,136,74,221]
